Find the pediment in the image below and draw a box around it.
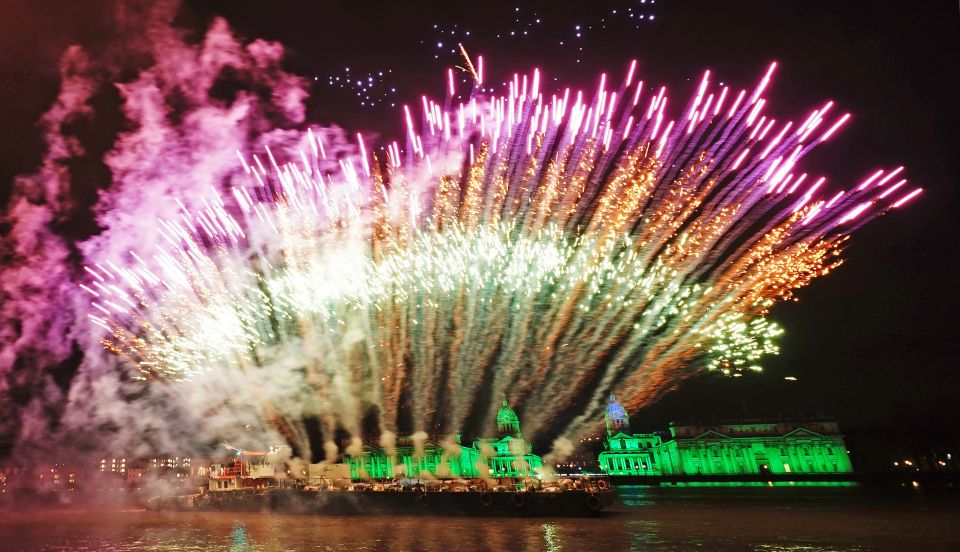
[692,430,731,440]
[783,427,825,439]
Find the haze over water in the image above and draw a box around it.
[2,485,958,551]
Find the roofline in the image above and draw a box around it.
[669,417,841,426]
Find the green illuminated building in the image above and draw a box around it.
[345,399,542,479]
[474,399,543,477]
[345,434,482,479]
[598,395,854,476]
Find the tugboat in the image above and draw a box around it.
[147,450,616,517]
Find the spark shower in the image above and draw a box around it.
[76,50,920,458]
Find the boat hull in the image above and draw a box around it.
[152,488,616,517]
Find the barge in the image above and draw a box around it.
[150,481,615,516]
[146,449,615,516]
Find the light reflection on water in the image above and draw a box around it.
[1,486,958,551]
[230,523,250,551]
[541,523,561,552]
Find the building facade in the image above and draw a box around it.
[345,399,543,480]
[598,395,853,476]
[345,435,482,479]
[474,399,543,477]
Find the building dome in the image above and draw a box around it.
[496,399,522,438]
[497,400,519,426]
[605,394,630,435]
[606,395,628,421]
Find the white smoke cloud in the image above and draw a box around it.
[0,44,98,455]
[0,1,353,463]
[543,435,575,466]
[323,440,339,463]
[379,430,397,460]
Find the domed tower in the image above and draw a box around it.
[496,398,522,439]
[605,394,631,436]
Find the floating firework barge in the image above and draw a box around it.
[147,450,615,517]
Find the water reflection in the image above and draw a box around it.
[230,522,250,552]
[624,518,666,549]
[541,523,561,552]
[1,485,957,551]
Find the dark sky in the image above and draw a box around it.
[2,0,958,444]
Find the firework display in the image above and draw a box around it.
[81,59,921,449]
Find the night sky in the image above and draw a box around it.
[1,0,958,452]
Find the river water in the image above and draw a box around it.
[2,484,959,551]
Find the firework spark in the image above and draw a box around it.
[82,60,921,452]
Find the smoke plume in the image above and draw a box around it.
[0,0,340,463]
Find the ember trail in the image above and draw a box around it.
[84,59,921,459]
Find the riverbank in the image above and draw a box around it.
[607,471,960,487]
